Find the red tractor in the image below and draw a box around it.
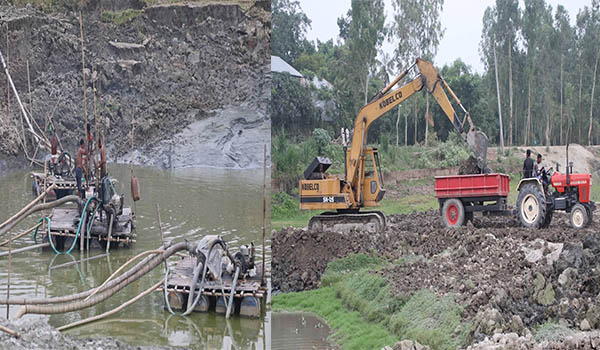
[435,145,594,229]
[516,145,594,229]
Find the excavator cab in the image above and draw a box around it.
[357,147,385,207]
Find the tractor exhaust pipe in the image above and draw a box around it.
[566,143,570,186]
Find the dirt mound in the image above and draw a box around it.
[459,156,481,175]
[272,210,600,342]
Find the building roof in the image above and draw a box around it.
[271,55,303,78]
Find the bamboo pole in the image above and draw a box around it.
[0,194,79,237]
[0,49,45,147]
[79,12,88,186]
[262,144,266,286]
[0,183,56,230]
[57,279,163,331]
[0,222,41,247]
[50,253,108,270]
[0,243,49,258]
[0,324,19,338]
[6,209,10,318]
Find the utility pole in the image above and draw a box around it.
[493,41,505,153]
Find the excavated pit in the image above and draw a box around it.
[272,210,600,344]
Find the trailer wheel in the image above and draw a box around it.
[570,204,588,229]
[517,183,547,228]
[442,199,465,228]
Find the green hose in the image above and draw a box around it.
[35,196,97,255]
[33,217,51,244]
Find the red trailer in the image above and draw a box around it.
[434,173,511,227]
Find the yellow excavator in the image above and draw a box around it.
[299,58,489,232]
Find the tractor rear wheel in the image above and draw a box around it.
[517,183,547,229]
[570,203,588,229]
[442,198,465,228]
[540,209,553,228]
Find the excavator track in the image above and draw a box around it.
[308,211,386,233]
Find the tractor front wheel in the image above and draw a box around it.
[517,183,547,229]
[570,203,589,229]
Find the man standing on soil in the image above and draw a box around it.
[523,149,534,178]
[76,139,87,199]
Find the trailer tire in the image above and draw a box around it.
[517,183,547,228]
[570,204,588,229]
[442,199,465,228]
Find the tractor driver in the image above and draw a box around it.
[535,153,549,190]
[523,149,534,178]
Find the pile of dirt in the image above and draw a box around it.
[0,316,176,349]
[0,2,270,169]
[272,210,600,344]
[458,156,481,175]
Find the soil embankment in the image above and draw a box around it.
[0,1,270,170]
[273,211,600,347]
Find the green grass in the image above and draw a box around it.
[273,253,471,350]
[101,9,143,25]
[534,320,574,342]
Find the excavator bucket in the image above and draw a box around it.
[466,129,489,173]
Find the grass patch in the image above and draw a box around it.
[101,9,142,25]
[274,253,471,350]
[389,290,470,350]
[534,320,574,342]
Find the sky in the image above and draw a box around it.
[299,0,591,74]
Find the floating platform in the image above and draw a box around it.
[31,172,96,200]
[40,207,136,251]
[160,256,267,318]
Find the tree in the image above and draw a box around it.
[391,0,444,145]
[337,0,386,112]
[576,1,600,145]
[271,0,312,64]
[271,73,318,136]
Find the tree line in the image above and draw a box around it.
[272,0,600,148]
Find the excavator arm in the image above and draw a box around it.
[346,58,489,189]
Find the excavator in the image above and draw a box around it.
[299,58,490,232]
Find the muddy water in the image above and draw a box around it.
[271,312,335,349]
[0,163,271,349]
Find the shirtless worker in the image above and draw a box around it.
[76,139,87,199]
[97,137,107,179]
